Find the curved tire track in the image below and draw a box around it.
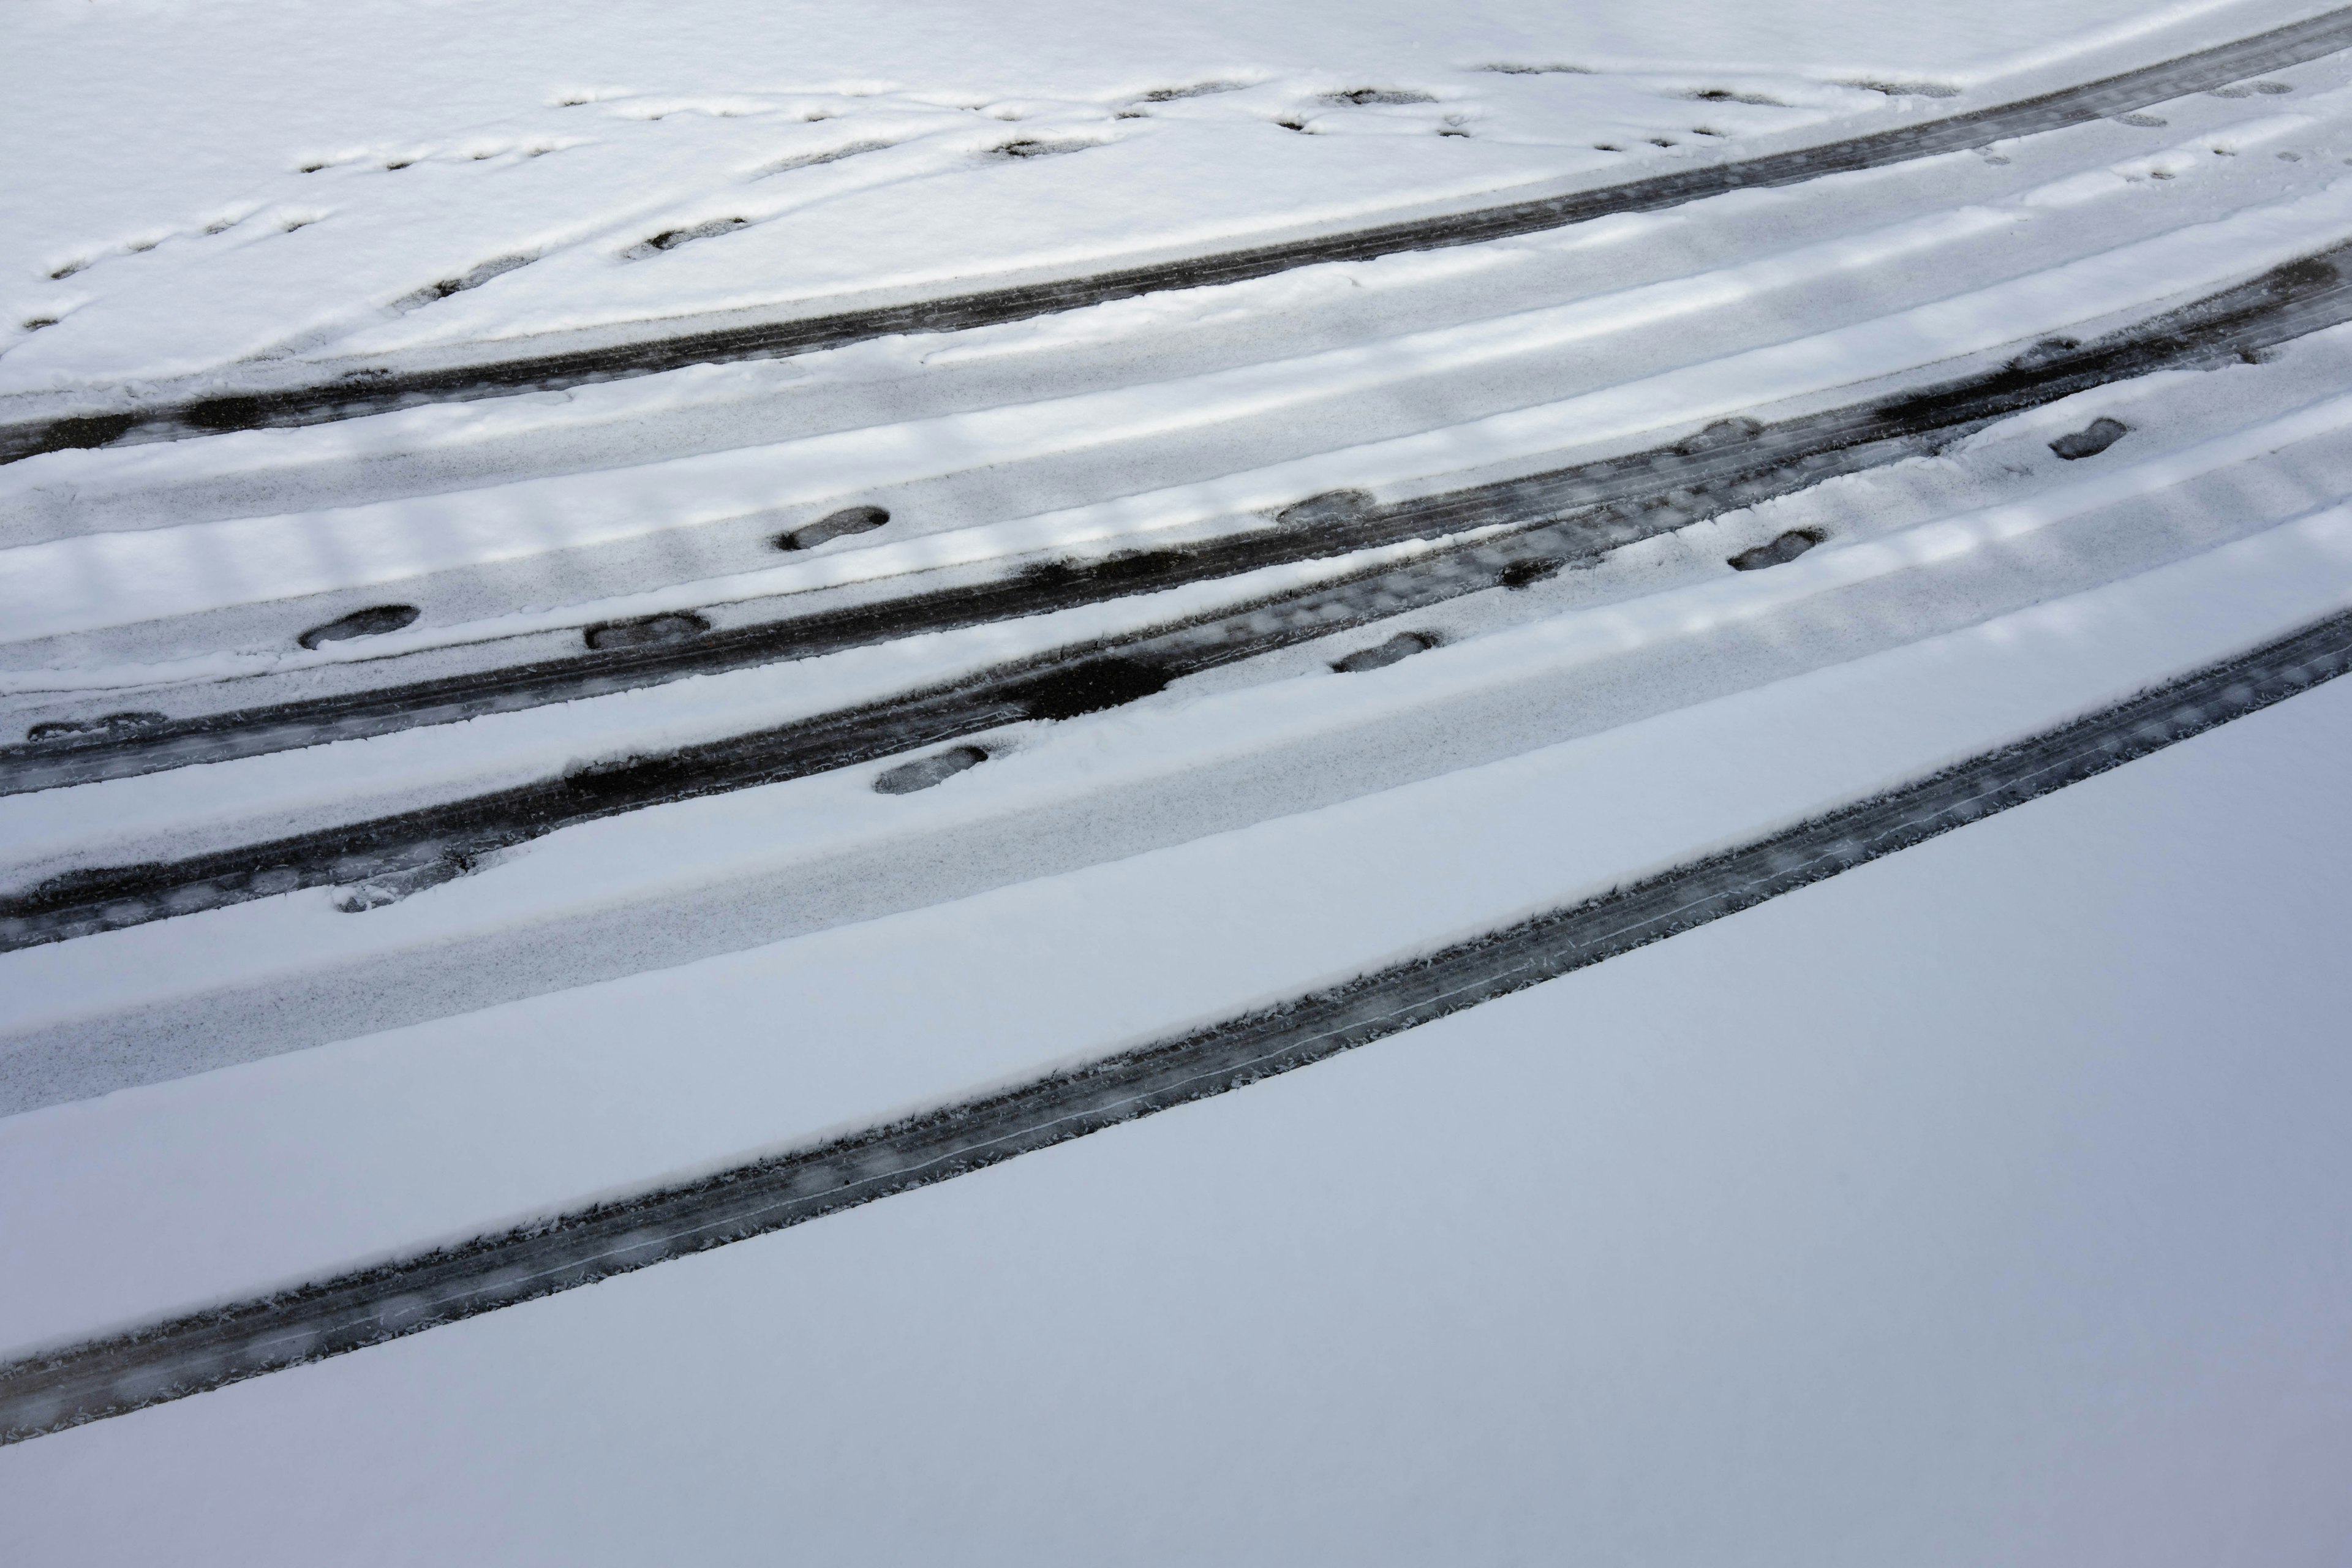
[4,599,2348,1447]
[7,239,2350,805]
[4,243,2346,951]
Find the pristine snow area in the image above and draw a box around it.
[2,649,2346,1564]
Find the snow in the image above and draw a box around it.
[17,145,2352,673]
[17,56,2352,692]
[6,0,2352,1544]
[10,483,2352,1335]
[0,0,2321,390]
[10,74,2332,569]
[12,322,2352,1104]
[1,633,2346,1564]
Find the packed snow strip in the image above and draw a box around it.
[4,717,2342,1556]
[7,175,2352,657]
[5,52,2343,603]
[0,407,2347,1106]
[6,364,2350,881]
[6,494,2352,1353]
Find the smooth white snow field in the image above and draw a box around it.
[2,629,2346,1566]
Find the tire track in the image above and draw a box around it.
[5,597,2346,1447]
[3,244,2345,951]
[9,238,2350,805]
[5,6,2349,466]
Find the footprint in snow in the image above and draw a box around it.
[2049,418,2127,461]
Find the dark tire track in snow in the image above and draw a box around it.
[4,244,2350,952]
[6,238,2349,815]
[6,603,2350,1446]
[5,5,2351,465]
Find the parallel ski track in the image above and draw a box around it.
[2,241,2348,956]
[4,5,2350,466]
[5,597,2346,1447]
[9,242,2351,803]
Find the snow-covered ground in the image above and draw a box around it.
[4,646,2348,1564]
[2,0,2315,386]
[4,0,2350,1555]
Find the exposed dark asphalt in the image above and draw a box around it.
[4,4,2348,465]
[4,241,2350,952]
[4,598,2347,1447]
